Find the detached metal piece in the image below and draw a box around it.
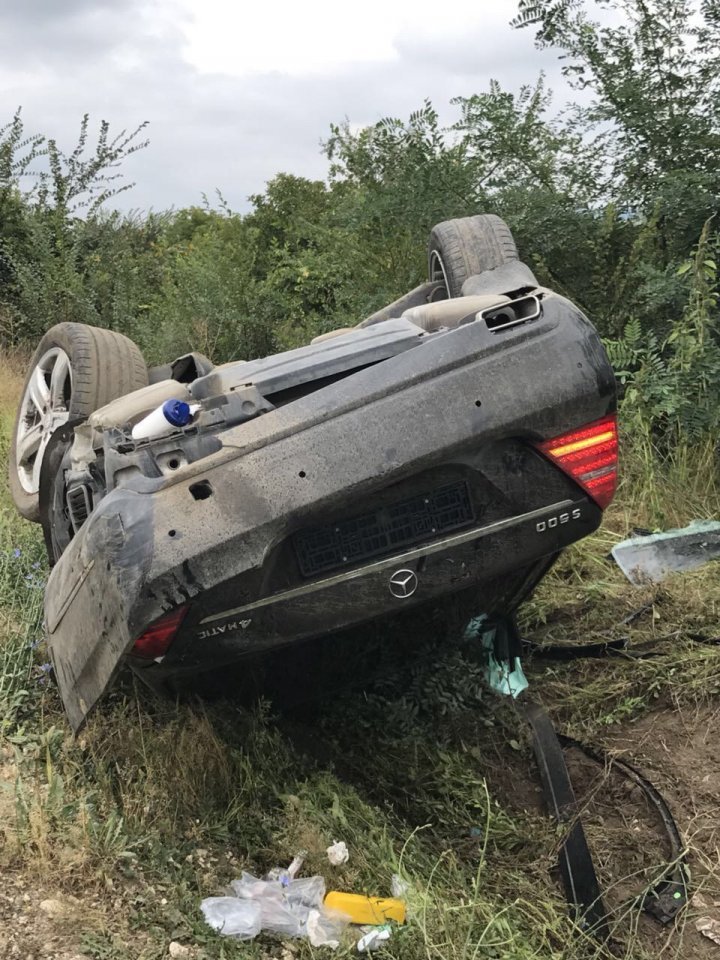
[523,701,609,939]
[612,520,720,584]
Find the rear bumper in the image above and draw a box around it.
[45,293,615,728]
[141,494,598,677]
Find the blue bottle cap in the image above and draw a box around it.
[162,399,191,428]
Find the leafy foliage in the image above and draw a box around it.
[0,1,718,457]
[606,222,720,446]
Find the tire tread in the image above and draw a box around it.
[429,214,519,297]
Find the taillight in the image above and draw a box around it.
[535,414,618,509]
[131,605,188,659]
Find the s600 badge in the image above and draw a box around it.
[536,509,581,532]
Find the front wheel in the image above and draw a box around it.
[9,322,148,521]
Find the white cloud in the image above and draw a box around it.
[0,0,566,212]
[179,0,537,76]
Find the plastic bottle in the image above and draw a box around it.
[131,399,196,440]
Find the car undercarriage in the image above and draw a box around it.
[8,214,617,729]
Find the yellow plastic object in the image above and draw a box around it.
[324,891,406,925]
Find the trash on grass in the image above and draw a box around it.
[612,520,720,584]
[307,907,347,949]
[233,872,329,938]
[324,892,406,925]
[464,616,528,698]
[357,925,392,952]
[327,841,349,866]
[390,875,408,899]
[200,896,262,940]
[696,916,720,946]
[202,871,348,947]
[266,851,307,884]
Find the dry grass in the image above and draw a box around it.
[0,349,26,417]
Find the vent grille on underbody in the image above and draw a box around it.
[294,481,475,577]
[66,483,93,533]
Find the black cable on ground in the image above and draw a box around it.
[520,632,691,935]
[560,732,688,924]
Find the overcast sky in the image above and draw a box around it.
[0,0,568,212]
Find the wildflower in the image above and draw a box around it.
[36,664,52,686]
[12,548,21,559]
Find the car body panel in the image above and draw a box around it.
[44,291,616,730]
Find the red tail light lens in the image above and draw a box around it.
[535,414,618,509]
[131,605,188,659]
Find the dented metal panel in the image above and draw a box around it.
[46,492,153,729]
[42,294,616,730]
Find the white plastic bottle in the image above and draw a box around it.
[131,399,197,441]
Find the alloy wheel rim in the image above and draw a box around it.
[429,250,450,294]
[15,347,73,495]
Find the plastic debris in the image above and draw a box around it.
[696,916,720,945]
[307,907,348,948]
[131,399,199,440]
[266,851,307,884]
[202,870,348,947]
[612,520,720,584]
[357,926,392,952]
[231,872,327,937]
[286,852,306,879]
[390,875,408,899]
[200,896,262,939]
[327,840,349,866]
[324,892,406,925]
[464,616,528,698]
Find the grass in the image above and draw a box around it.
[1,349,719,960]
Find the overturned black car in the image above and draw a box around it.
[9,215,617,729]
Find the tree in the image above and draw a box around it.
[513,0,720,255]
[0,111,149,343]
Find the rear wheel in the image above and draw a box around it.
[9,322,148,521]
[428,214,519,298]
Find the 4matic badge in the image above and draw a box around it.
[198,619,252,640]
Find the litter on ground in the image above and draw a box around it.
[612,519,720,584]
[696,915,720,946]
[357,926,393,952]
[201,859,405,948]
[201,872,347,947]
[326,840,349,866]
[323,892,406,925]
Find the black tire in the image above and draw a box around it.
[428,214,519,298]
[9,323,148,522]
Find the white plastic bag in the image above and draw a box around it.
[229,873,328,938]
[307,908,347,949]
[284,876,326,909]
[200,897,262,939]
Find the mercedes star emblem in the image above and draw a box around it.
[388,568,418,599]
